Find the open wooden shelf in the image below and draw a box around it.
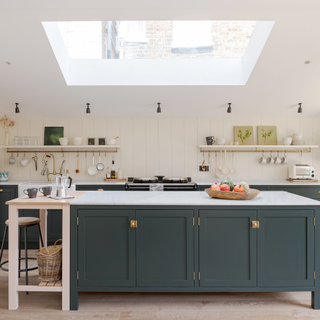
[199,145,319,153]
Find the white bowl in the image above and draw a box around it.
[282,137,292,145]
[59,140,69,146]
[216,138,226,145]
[73,137,83,146]
[106,138,116,145]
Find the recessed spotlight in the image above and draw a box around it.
[304,61,310,64]
[5,61,11,65]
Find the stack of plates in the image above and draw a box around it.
[291,134,304,145]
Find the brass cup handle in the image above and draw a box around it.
[97,189,103,191]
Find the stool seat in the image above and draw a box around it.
[5,217,40,227]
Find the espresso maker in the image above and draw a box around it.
[56,174,73,197]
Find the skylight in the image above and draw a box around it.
[43,20,274,86]
[57,21,256,60]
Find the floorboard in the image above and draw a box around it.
[0,250,318,319]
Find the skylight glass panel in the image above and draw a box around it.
[57,20,256,60]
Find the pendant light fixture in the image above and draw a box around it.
[297,103,302,113]
[86,103,91,114]
[227,103,232,113]
[15,103,20,114]
[157,102,161,113]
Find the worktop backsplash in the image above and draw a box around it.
[0,117,319,180]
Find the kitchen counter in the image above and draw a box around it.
[3,177,320,186]
[71,190,320,206]
[70,190,320,310]
[193,178,320,185]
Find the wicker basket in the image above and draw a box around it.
[36,239,62,281]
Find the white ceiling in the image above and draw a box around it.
[0,0,320,118]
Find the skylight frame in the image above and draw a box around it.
[42,21,274,86]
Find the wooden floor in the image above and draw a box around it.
[0,250,319,319]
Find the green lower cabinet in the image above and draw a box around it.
[0,186,17,243]
[136,209,194,287]
[47,210,62,243]
[77,209,136,287]
[258,209,315,287]
[199,210,257,287]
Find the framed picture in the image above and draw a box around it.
[88,138,95,145]
[44,126,64,145]
[234,126,254,145]
[257,126,277,145]
[98,138,106,145]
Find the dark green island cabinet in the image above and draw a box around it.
[70,190,320,310]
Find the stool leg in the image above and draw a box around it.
[37,223,44,248]
[19,227,21,278]
[24,226,28,293]
[0,225,8,269]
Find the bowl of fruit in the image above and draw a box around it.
[205,180,260,200]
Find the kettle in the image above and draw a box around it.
[56,174,73,197]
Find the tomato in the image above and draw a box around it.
[234,185,244,193]
[220,184,230,191]
[210,183,220,190]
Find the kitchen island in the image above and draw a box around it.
[70,191,320,310]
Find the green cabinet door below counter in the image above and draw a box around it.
[199,209,257,287]
[258,209,315,287]
[136,209,194,287]
[77,209,135,287]
[0,185,17,240]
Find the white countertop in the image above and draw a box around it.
[193,178,320,186]
[2,178,320,186]
[70,191,320,206]
[0,179,126,186]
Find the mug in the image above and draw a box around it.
[21,157,30,167]
[39,186,52,196]
[281,153,288,164]
[206,136,215,145]
[23,188,38,198]
[274,156,282,164]
[9,156,15,164]
[266,155,274,164]
[258,154,266,164]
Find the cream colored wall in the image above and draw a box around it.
[0,117,319,180]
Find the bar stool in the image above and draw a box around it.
[0,217,44,288]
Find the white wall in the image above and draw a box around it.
[0,117,319,181]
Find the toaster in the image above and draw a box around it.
[288,164,315,179]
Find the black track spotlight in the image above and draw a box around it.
[15,103,20,114]
[297,103,302,113]
[157,102,161,113]
[86,103,91,114]
[227,103,232,113]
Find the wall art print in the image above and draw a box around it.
[257,126,277,145]
[44,126,64,145]
[234,126,254,145]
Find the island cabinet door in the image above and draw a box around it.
[77,209,136,287]
[258,209,314,287]
[199,210,257,287]
[136,210,194,287]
